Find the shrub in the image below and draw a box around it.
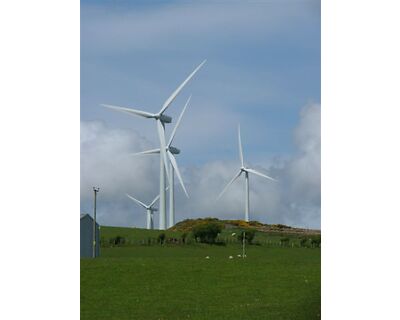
[310,236,321,248]
[166,237,179,244]
[181,232,188,244]
[228,220,250,228]
[157,233,166,245]
[109,235,126,246]
[237,229,256,244]
[248,220,264,227]
[192,222,223,244]
[271,224,291,230]
[299,237,308,247]
[280,237,290,247]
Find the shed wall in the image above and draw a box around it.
[80,215,100,258]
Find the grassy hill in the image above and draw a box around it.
[170,218,320,234]
[99,218,320,248]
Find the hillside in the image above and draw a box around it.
[169,218,320,235]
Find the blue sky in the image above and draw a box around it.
[80,0,321,228]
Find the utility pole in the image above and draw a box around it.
[168,162,175,228]
[159,122,166,230]
[242,231,246,259]
[92,187,100,258]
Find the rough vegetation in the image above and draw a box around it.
[192,220,224,244]
[237,229,256,244]
[170,218,320,235]
[99,223,321,249]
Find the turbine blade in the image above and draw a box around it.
[216,170,242,201]
[149,186,169,208]
[131,148,161,156]
[149,194,161,208]
[246,168,277,182]
[168,95,191,147]
[168,151,189,198]
[158,60,206,115]
[156,119,171,183]
[101,104,155,118]
[126,194,148,209]
[238,124,244,167]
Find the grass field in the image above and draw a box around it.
[81,227,320,320]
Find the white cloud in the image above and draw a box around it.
[80,121,160,226]
[272,103,321,227]
[80,103,320,229]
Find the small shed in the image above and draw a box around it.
[80,213,100,258]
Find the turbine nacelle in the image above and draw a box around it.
[133,145,180,155]
[133,96,191,199]
[157,114,172,123]
[169,146,180,154]
[216,125,277,214]
[103,60,206,230]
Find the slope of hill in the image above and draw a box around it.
[169,218,320,235]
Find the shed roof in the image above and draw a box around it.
[80,213,99,227]
[81,213,91,219]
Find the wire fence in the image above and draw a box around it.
[100,236,321,248]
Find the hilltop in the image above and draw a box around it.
[169,217,320,235]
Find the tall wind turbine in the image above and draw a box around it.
[217,125,277,222]
[101,60,206,230]
[126,189,166,229]
[134,96,191,228]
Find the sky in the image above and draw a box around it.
[80,0,321,229]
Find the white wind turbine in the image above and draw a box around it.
[101,60,206,230]
[217,125,277,222]
[133,96,191,228]
[126,193,159,230]
[126,188,168,230]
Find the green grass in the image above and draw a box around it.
[81,227,320,320]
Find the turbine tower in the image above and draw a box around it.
[217,125,277,222]
[134,96,191,228]
[101,60,206,230]
[126,190,166,229]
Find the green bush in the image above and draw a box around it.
[310,236,321,248]
[157,233,166,245]
[280,237,289,247]
[237,229,256,244]
[192,222,223,244]
[299,237,308,247]
[109,235,126,246]
[181,232,188,244]
[298,235,320,248]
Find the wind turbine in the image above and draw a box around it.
[217,125,277,222]
[133,96,191,228]
[126,188,168,229]
[101,60,206,230]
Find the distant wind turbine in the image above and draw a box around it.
[217,125,277,222]
[126,187,168,230]
[134,96,191,228]
[101,60,206,230]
